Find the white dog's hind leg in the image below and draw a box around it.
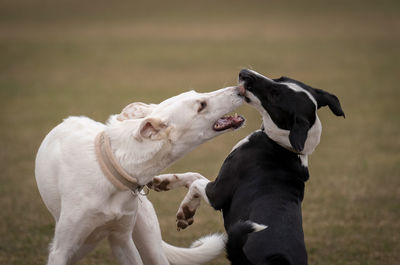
[133,197,169,265]
[175,179,210,230]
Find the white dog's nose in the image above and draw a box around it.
[237,85,246,97]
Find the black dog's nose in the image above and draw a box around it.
[239,69,255,82]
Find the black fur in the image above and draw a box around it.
[204,69,344,264]
[227,221,291,265]
[226,221,257,265]
[272,76,345,117]
[206,131,308,265]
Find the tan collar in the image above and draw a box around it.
[95,131,142,192]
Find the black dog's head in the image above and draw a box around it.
[239,69,344,155]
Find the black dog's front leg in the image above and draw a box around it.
[175,178,210,230]
[150,173,211,230]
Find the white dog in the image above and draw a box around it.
[35,86,246,265]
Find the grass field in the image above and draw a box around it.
[1,0,399,264]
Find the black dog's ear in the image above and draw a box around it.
[313,88,345,118]
[289,116,310,153]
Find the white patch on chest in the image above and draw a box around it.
[298,154,308,167]
[231,131,261,152]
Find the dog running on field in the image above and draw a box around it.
[151,69,345,265]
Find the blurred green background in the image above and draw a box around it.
[1,0,399,264]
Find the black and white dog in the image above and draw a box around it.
[151,69,345,265]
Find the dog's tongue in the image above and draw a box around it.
[213,114,245,131]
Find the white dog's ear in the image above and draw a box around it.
[135,117,170,141]
[117,102,156,121]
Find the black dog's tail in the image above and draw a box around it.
[226,220,268,265]
[227,221,292,265]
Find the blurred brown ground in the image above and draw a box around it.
[0,0,399,264]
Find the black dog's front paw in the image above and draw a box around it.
[176,203,196,230]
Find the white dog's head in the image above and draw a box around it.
[116,102,157,121]
[108,86,245,180]
[151,87,245,149]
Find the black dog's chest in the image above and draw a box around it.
[205,131,309,264]
[206,132,307,214]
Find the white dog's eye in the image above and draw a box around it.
[198,101,207,113]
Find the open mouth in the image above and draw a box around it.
[213,113,245,131]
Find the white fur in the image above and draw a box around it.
[250,222,268,232]
[174,178,210,229]
[298,154,309,167]
[35,86,243,265]
[162,234,226,265]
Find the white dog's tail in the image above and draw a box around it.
[162,233,226,265]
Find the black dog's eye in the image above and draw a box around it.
[198,101,207,113]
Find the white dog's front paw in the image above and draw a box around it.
[149,174,178,191]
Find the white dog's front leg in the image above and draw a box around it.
[150,172,208,191]
[175,179,210,230]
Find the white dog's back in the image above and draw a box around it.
[35,116,106,220]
